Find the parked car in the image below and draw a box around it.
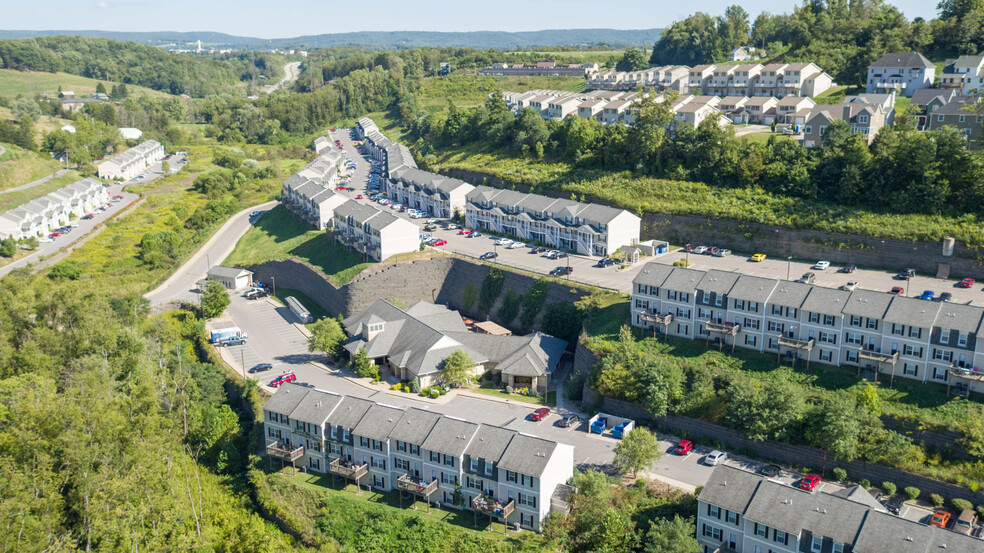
[840,281,858,291]
[270,372,297,387]
[82,213,94,220]
[918,290,935,300]
[890,286,905,295]
[458,228,472,235]
[596,258,615,267]
[750,253,766,262]
[507,242,525,249]
[960,277,976,288]
[530,246,547,254]
[712,248,731,257]
[896,268,916,280]
[423,224,437,232]
[692,246,709,254]
[798,474,822,492]
[550,266,573,277]
[797,272,816,284]
[529,407,550,421]
[431,239,447,247]
[480,252,497,260]
[955,509,977,535]
[557,414,580,428]
[683,244,694,252]
[48,232,60,238]
[356,194,363,199]
[704,450,727,466]
[674,440,694,455]
[471,232,483,238]
[248,363,273,373]
[839,265,857,273]
[929,510,951,528]
[220,336,246,346]
[446,223,459,230]
[885,497,904,515]
[814,260,830,270]
[494,238,512,246]
[936,292,953,303]
[759,464,782,479]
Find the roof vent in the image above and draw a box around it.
[905,537,913,542]
[722,480,727,486]
[316,401,322,407]
[822,509,827,514]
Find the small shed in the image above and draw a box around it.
[206,266,254,290]
[286,296,313,323]
[473,320,512,336]
[637,240,670,256]
[618,245,642,265]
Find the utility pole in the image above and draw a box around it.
[271,276,276,299]
[787,256,792,281]
[240,347,246,380]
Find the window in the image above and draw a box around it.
[677,324,689,335]
[892,323,904,336]
[903,363,918,377]
[519,493,537,507]
[811,535,823,552]
[903,344,923,358]
[809,312,820,324]
[819,332,837,345]
[470,458,479,472]
[734,299,745,310]
[466,476,483,490]
[772,304,782,315]
[443,454,454,467]
[744,318,760,330]
[521,474,534,487]
[430,451,440,463]
[775,529,788,545]
[371,457,386,470]
[680,293,690,303]
[676,308,691,319]
[745,334,758,347]
[846,333,862,345]
[394,457,410,471]
[859,115,869,124]
[819,125,827,136]
[907,326,922,339]
[849,315,862,327]
[698,308,712,320]
[820,349,832,362]
[372,439,384,451]
[702,524,723,540]
[506,470,518,483]
[866,318,878,330]
[749,301,759,313]
[846,350,858,363]
[410,444,419,456]
[373,475,385,488]
[342,429,350,441]
[331,426,338,440]
[755,522,768,538]
[960,115,966,122]
[485,462,493,476]
[959,332,968,347]
[933,348,953,362]
[823,314,835,326]
[767,321,784,333]
[941,328,951,343]
[938,114,945,122]
[708,505,721,519]
[833,544,843,553]
[396,440,407,453]
[667,290,678,301]
[714,295,723,307]
[804,125,812,134]
[726,510,738,524]
[441,472,459,485]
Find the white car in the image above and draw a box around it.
[814,261,830,270]
[495,238,513,246]
[447,223,459,230]
[705,450,727,466]
[426,219,438,224]
[39,237,54,243]
[507,242,525,249]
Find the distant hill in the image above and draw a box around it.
[0,28,662,49]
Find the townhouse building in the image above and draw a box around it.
[48,177,108,217]
[332,200,420,261]
[97,139,164,180]
[672,102,727,129]
[313,135,332,155]
[388,167,475,218]
[707,66,738,97]
[940,53,984,96]
[263,385,575,531]
[927,97,984,150]
[698,465,982,553]
[910,88,957,129]
[802,99,893,147]
[753,63,789,97]
[742,96,780,124]
[355,118,418,179]
[281,175,348,230]
[464,185,641,257]
[775,96,816,125]
[577,98,607,120]
[0,177,109,239]
[689,65,716,93]
[546,97,581,120]
[631,263,984,392]
[730,64,764,96]
[601,99,633,125]
[654,65,691,93]
[866,51,936,97]
[719,96,751,123]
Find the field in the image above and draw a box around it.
[0,169,82,212]
[0,68,170,99]
[0,106,73,143]
[223,205,373,286]
[0,141,73,192]
[416,75,586,110]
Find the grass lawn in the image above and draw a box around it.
[470,386,556,406]
[740,131,782,144]
[0,68,169,99]
[585,292,631,341]
[270,287,331,322]
[0,170,82,212]
[0,142,72,191]
[416,75,587,109]
[223,205,373,286]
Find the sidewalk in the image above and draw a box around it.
[0,168,72,196]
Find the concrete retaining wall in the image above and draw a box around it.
[443,168,983,278]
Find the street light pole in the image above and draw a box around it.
[787,256,792,281]
[271,276,276,299]
[240,347,246,380]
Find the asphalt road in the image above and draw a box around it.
[1,168,73,196]
[265,61,301,94]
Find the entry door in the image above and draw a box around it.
[868,337,876,350]
[728,533,738,549]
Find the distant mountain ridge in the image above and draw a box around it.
[0,28,662,49]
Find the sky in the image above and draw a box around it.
[2,0,939,39]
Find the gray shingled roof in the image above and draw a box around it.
[352,404,405,441]
[465,425,516,464]
[800,286,851,316]
[207,266,253,280]
[727,275,779,303]
[697,465,760,515]
[870,51,935,69]
[768,281,812,309]
[421,416,479,457]
[696,269,740,296]
[495,433,558,477]
[325,396,374,429]
[854,509,983,553]
[840,289,894,319]
[882,296,941,328]
[934,302,984,334]
[660,267,705,295]
[388,408,442,445]
[744,479,869,545]
[263,383,310,416]
[634,262,675,289]
[289,390,342,425]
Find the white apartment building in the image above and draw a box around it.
[280,152,346,229]
[0,177,109,239]
[97,139,164,180]
[465,185,641,257]
[263,385,575,531]
[387,167,475,218]
[631,263,984,393]
[313,135,333,155]
[698,465,983,553]
[333,200,420,261]
[940,53,984,96]
[866,52,936,97]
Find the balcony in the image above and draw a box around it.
[397,473,438,496]
[267,442,304,463]
[705,322,740,336]
[858,349,898,364]
[778,335,814,350]
[328,458,368,481]
[472,496,515,518]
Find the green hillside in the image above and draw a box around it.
[0,68,170,99]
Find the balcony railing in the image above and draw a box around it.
[949,365,984,382]
[472,496,515,518]
[705,322,740,336]
[858,349,898,363]
[267,442,304,462]
[397,473,438,496]
[329,458,368,480]
[778,336,814,350]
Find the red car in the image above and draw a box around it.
[356,194,363,199]
[960,277,975,288]
[530,407,550,421]
[890,286,905,295]
[930,510,951,528]
[458,228,472,235]
[270,372,297,387]
[799,474,822,491]
[49,232,60,238]
[112,195,123,200]
[675,440,694,455]
[330,128,336,132]
[431,239,447,247]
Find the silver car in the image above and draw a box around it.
[705,450,727,466]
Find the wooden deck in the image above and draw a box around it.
[266,442,304,462]
[328,458,368,480]
[397,473,438,496]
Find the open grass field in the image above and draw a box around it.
[0,141,71,191]
[416,75,586,110]
[223,205,373,286]
[0,68,170,99]
[0,106,73,143]
[0,170,82,212]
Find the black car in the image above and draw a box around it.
[248,363,273,373]
[895,268,916,280]
[555,252,569,259]
[423,224,437,232]
[838,265,857,273]
[596,258,615,268]
[530,246,547,254]
[558,414,580,428]
[550,266,573,276]
[759,464,783,478]
[935,292,953,302]
[885,497,904,515]
[480,252,498,260]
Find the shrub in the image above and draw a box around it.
[930,494,945,508]
[952,498,973,512]
[977,505,984,519]
[831,468,847,482]
[528,389,538,398]
[881,482,897,497]
[904,487,920,501]
[859,479,871,489]
[410,378,420,393]
[390,383,402,391]
[438,387,446,396]
[505,385,513,394]
[430,389,440,399]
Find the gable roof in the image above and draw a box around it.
[768,281,813,309]
[207,266,253,280]
[883,296,941,328]
[634,262,676,289]
[696,269,740,296]
[465,425,516,463]
[263,383,311,415]
[325,396,374,429]
[352,404,405,441]
[842,289,894,319]
[800,286,851,316]
[495,433,558,477]
[289,390,342,425]
[728,274,780,303]
[389,408,442,445]
[660,267,705,295]
[870,51,935,69]
[421,416,479,457]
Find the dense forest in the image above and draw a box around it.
[0,36,282,96]
[651,0,984,85]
